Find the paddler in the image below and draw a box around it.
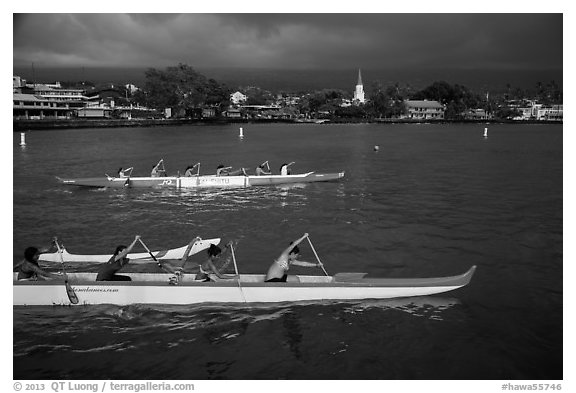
[158,238,239,283]
[265,233,321,282]
[279,162,295,175]
[216,164,247,176]
[254,162,271,176]
[15,241,62,280]
[195,242,239,282]
[96,235,141,281]
[184,163,199,177]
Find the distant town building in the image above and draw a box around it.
[230,91,248,105]
[340,98,353,108]
[513,101,563,121]
[28,84,86,103]
[275,93,300,106]
[76,106,112,118]
[125,84,139,94]
[13,92,75,119]
[223,107,243,118]
[353,69,365,104]
[13,76,26,91]
[404,100,445,120]
[202,107,216,118]
[462,108,492,120]
[538,105,563,121]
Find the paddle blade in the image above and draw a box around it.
[65,280,79,304]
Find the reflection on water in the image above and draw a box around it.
[13,295,462,358]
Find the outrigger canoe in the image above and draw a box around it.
[13,266,476,306]
[56,172,345,189]
[38,238,221,263]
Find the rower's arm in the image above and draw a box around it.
[26,262,60,280]
[180,237,202,263]
[278,233,308,257]
[291,260,319,268]
[290,233,309,249]
[208,259,238,279]
[115,235,141,262]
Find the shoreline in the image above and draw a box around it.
[12,118,562,131]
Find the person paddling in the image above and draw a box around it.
[279,162,295,176]
[265,233,321,282]
[15,241,61,280]
[96,235,141,281]
[216,165,247,176]
[255,162,271,176]
[184,163,199,177]
[195,242,239,282]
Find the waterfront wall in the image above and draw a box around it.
[13,117,561,131]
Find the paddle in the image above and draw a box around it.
[123,167,133,187]
[54,238,79,304]
[230,243,247,303]
[138,238,161,267]
[172,237,202,280]
[259,160,271,175]
[306,235,329,276]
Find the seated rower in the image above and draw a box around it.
[151,161,167,177]
[254,163,271,176]
[265,233,320,282]
[216,165,246,176]
[184,163,199,177]
[195,242,239,282]
[15,241,61,280]
[118,167,133,178]
[96,235,140,281]
[279,162,295,176]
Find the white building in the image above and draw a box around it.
[125,84,139,94]
[230,91,248,105]
[404,100,445,120]
[353,69,365,104]
[513,101,563,121]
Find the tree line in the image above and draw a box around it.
[72,63,562,120]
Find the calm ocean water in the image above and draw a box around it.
[12,123,562,381]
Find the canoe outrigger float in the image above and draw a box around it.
[37,238,221,263]
[57,160,345,189]
[13,267,476,306]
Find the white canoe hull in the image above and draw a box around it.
[38,238,221,263]
[13,267,476,306]
[57,172,344,189]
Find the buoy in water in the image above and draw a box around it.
[239,127,244,138]
[20,132,26,146]
[483,127,488,138]
[374,145,379,152]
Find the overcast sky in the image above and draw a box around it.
[13,13,563,72]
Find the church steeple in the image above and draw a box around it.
[354,68,365,104]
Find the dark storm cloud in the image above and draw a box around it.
[13,13,562,71]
